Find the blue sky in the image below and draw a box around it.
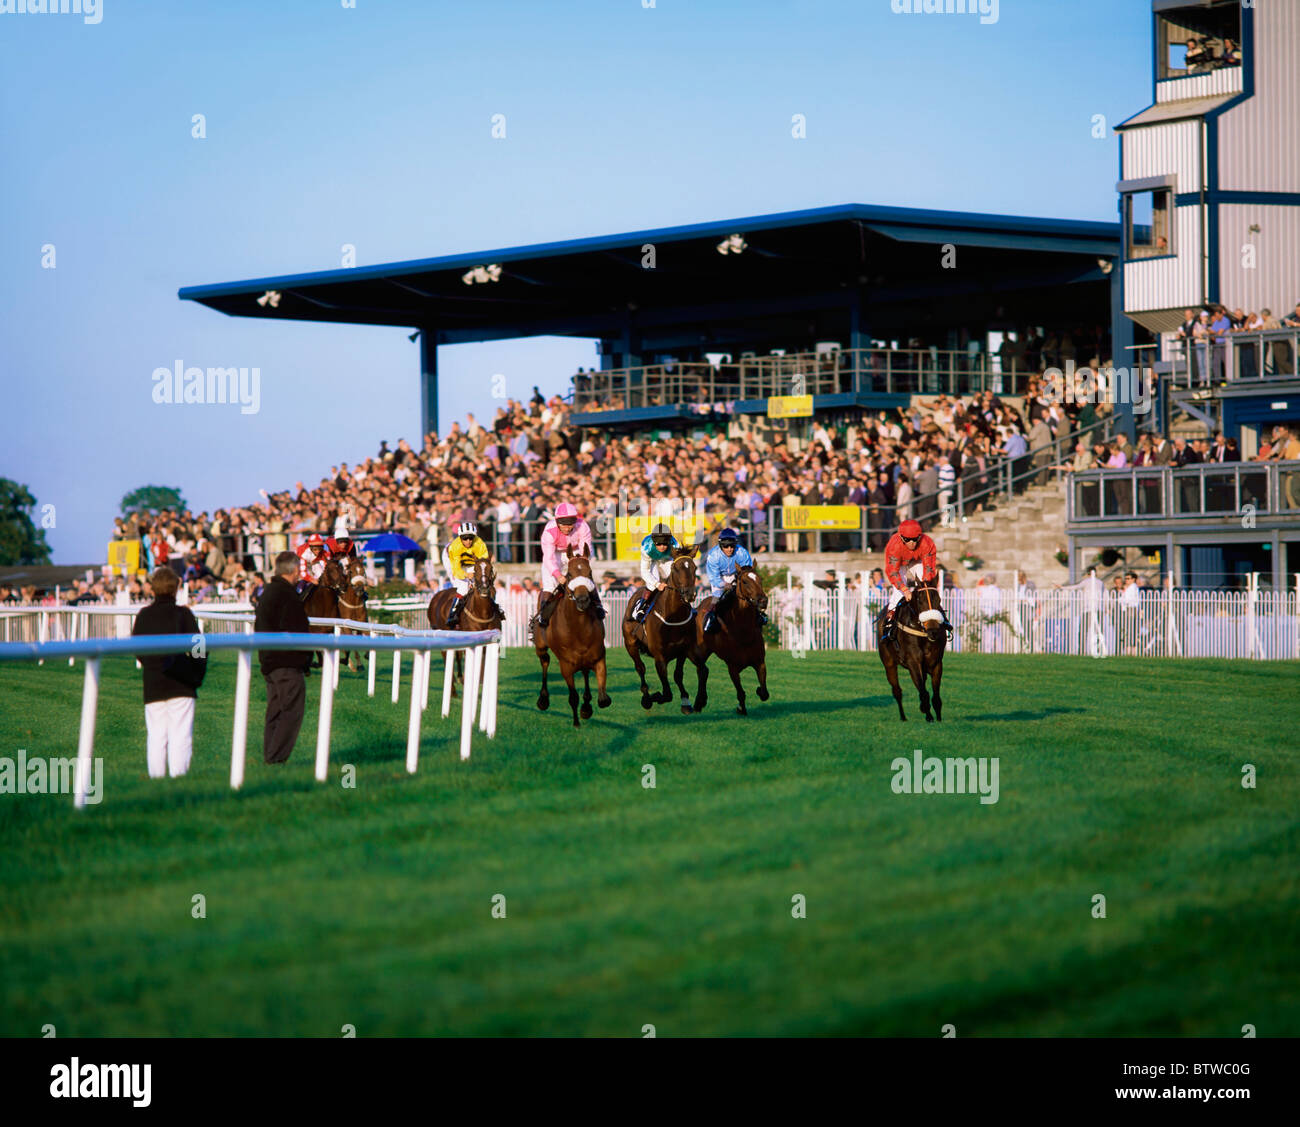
[1,0,1153,563]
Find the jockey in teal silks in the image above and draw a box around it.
[629,523,679,622]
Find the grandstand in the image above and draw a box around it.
[164,0,1299,595]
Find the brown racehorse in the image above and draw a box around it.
[693,566,770,716]
[335,552,369,672]
[426,557,503,691]
[533,548,611,727]
[304,558,346,668]
[622,546,703,714]
[877,583,949,722]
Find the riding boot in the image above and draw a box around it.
[536,591,556,627]
[446,594,465,628]
[590,591,607,620]
[632,591,655,622]
[703,609,720,634]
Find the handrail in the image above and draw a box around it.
[0,627,502,808]
[1067,459,1300,522]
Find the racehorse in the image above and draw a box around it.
[426,557,503,692]
[533,547,611,727]
[693,566,770,716]
[877,583,949,722]
[335,552,369,672]
[304,558,347,668]
[622,546,703,714]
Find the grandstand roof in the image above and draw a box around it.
[179,203,1120,346]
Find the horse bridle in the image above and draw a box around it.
[654,559,697,626]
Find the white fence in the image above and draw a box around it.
[775,579,1300,660]
[0,610,501,810]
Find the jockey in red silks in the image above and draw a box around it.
[295,532,332,593]
[882,518,939,642]
[535,501,604,626]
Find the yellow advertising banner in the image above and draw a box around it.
[107,539,142,577]
[613,512,723,561]
[767,394,814,418]
[781,505,860,531]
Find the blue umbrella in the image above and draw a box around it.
[362,533,421,553]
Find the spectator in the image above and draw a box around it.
[131,567,206,778]
[254,551,313,766]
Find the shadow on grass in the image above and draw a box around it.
[962,707,1088,722]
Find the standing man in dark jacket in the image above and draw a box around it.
[132,567,206,778]
[255,551,313,765]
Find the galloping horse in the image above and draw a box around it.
[693,567,770,716]
[533,547,611,727]
[427,557,503,691]
[877,583,950,722]
[335,553,369,672]
[622,546,703,714]
[304,558,347,668]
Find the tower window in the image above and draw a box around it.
[1125,189,1173,260]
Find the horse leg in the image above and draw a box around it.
[907,661,933,723]
[580,669,593,720]
[536,646,550,711]
[595,656,612,708]
[562,663,581,728]
[692,654,709,713]
[728,662,748,716]
[881,650,906,721]
[755,658,770,702]
[930,660,943,722]
[673,654,692,714]
[652,656,671,705]
[626,634,653,710]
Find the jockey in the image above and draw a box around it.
[536,501,604,627]
[702,528,767,634]
[442,521,490,627]
[629,523,679,623]
[327,517,357,561]
[882,518,939,643]
[295,533,332,594]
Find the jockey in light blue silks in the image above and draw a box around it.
[629,523,679,622]
[702,528,768,634]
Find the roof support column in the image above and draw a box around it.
[419,328,439,441]
[848,289,870,393]
[1109,262,1136,443]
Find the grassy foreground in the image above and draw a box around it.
[1,649,1297,1037]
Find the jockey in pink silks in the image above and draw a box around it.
[535,501,605,627]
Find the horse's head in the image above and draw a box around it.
[669,547,698,602]
[736,567,768,615]
[342,553,367,591]
[565,554,595,611]
[320,559,347,591]
[471,556,495,598]
[910,583,946,639]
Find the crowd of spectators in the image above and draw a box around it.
[1175,302,1300,384]
[95,377,1111,582]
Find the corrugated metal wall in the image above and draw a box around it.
[1217,0,1300,192]
[1155,67,1242,104]
[1217,203,1300,313]
[1124,206,1203,315]
[1123,120,1201,188]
